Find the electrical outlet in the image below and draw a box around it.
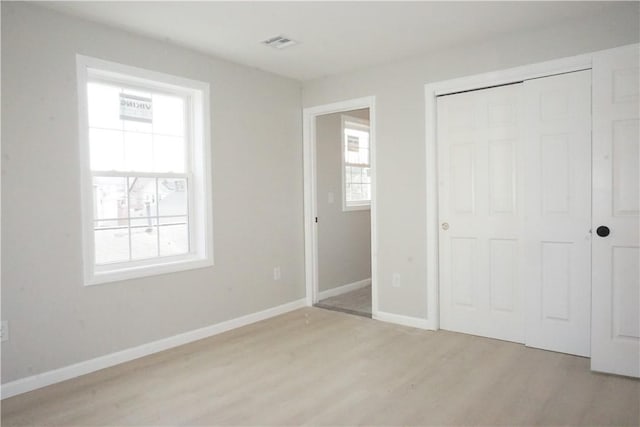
[1,321,8,342]
[392,273,401,288]
[273,266,281,281]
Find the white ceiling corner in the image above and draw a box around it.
[39,1,632,81]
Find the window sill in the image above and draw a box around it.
[343,204,371,212]
[85,256,213,286]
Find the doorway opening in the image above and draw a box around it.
[303,97,377,318]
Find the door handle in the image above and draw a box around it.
[442,222,449,231]
[596,226,610,237]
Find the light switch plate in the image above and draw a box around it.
[392,273,401,288]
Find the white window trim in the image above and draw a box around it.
[341,114,371,211]
[76,55,213,286]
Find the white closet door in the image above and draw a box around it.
[591,46,640,377]
[438,84,524,343]
[522,70,592,357]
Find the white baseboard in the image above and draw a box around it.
[317,278,371,300]
[1,298,306,399]
[373,310,430,330]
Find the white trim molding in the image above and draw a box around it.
[317,278,372,300]
[76,54,214,286]
[373,311,431,330]
[302,96,378,317]
[1,298,306,399]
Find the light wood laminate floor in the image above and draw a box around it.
[317,285,372,317]
[3,307,639,426]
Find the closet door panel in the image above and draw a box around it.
[592,45,640,377]
[438,84,524,343]
[522,70,592,357]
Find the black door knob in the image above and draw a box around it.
[596,226,610,237]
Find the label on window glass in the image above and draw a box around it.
[347,135,359,152]
[119,94,153,123]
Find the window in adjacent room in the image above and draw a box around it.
[77,55,213,285]
[342,115,371,210]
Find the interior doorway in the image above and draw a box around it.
[302,97,377,318]
[314,109,372,317]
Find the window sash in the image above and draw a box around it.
[342,116,371,208]
[87,77,192,175]
[91,172,194,266]
[87,73,195,267]
[344,130,370,167]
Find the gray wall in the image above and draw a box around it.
[1,3,304,383]
[302,3,640,319]
[317,109,371,293]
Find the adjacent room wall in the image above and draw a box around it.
[317,109,371,293]
[1,2,304,384]
[302,4,640,319]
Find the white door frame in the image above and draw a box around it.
[302,96,378,315]
[424,52,594,330]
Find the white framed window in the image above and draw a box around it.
[76,55,213,285]
[341,115,371,211]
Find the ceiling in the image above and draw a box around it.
[40,1,631,81]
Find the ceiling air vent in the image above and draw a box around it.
[261,35,297,50]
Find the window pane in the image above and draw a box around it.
[90,128,124,171]
[158,178,188,216]
[346,149,359,164]
[122,117,152,133]
[153,135,185,173]
[130,220,158,260]
[124,132,153,172]
[344,126,370,166]
[88,83,123,130]
[153,94,185,136]
[159,218,189,256]
[362,183,371,201]
[363,167,371,184]
[351,183,363,201]
[94,177,128,221]
[122,88,153,134]
[359,148,370,165]
[347,134,360,153]
[359,134,370,150]
[94,220,129,264]
[128,177,157,218]
[352,166,363,184]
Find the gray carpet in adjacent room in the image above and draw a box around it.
[316,285,372,317]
